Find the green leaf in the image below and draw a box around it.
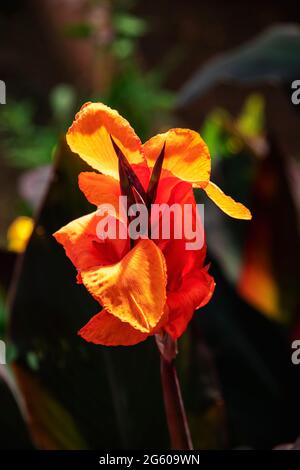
[50,84,77,126]
[113,14,147,38]
[236,94,265,138]
[0,101,57,169]
[112,38,135,59]
[200,109,231,160]
[99,65,174,140]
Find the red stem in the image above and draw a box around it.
[156,334,193,450]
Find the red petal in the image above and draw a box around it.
[53,212,129,272]
[165,268,215,339]
[79,310,149,346]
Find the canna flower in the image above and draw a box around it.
[53,102,251,346]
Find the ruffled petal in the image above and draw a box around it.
[153,173,207,285]
[78,172,128,224]
[165,267,215,339]
[53,212,129,272]
[149,173,212,339]
[143,128,211,185]
[79,310,150,346]
[203,181,252,220]
[81,239,167,333]
[78,172,120,207]
[67,102,145,179]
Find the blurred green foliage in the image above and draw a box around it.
[237,94,265,137]
[0,101,56,168]
[63,22,93,39]
[201,93,265,160]
[100,65,174,139]
[201,109,231,160]
[113,13,147,38]
[50,85,77,129]
[0,84,78,169]
[0,85,76,169]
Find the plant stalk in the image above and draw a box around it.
[156,333,193,450]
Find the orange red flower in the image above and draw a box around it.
[53,102,251,346]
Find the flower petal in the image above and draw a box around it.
[67,102,145,179]
[153,174,207,284]
[151,174,212,339]
[81,239,167,333]
[78,172,120,207]
[79,310,150,346]
[78,172,128,224]
[143,128,211,185]
[203,181,252,220]
[154,175,212,339]
[165,267,215,339]
[53,212,128,271]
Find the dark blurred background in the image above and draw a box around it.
[0,0,300,450]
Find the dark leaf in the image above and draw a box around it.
[178,24,300,106]
[147,143,165,206]
[0,249,16,292]
[0,367,32,449]
[111,136,148,205]
[12,364,88,450]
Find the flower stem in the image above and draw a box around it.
[156,333,193,450]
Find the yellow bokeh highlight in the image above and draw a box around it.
[7,216,34,253]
